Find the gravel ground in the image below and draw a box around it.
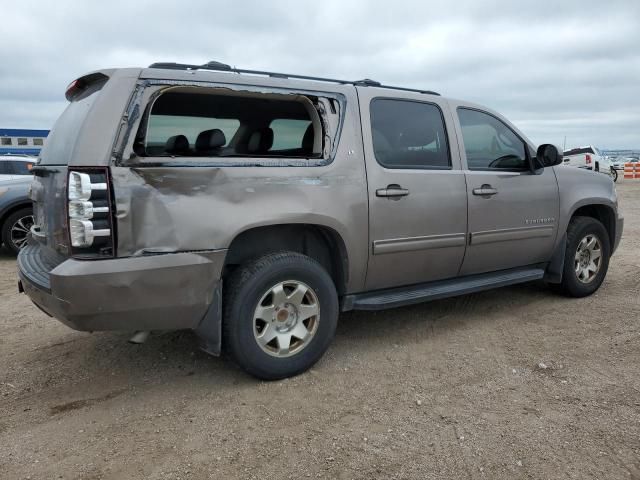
[0,181,639,480]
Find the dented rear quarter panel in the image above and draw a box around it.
[111,76,369,293]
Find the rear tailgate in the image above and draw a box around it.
[29,69,138,260]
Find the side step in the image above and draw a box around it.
[342,267,545,311]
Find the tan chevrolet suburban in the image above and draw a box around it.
[18,61,623,379]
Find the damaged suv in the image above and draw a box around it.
[18,62,623,379]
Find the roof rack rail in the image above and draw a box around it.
[147,61,440,96]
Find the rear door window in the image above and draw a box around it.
[370,98,451,169]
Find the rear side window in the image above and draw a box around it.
[1,138,11,146]
[139,89,323,159]
[370,99,450,169]
[457,108,528,171]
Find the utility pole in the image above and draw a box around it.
[563,136,567,151]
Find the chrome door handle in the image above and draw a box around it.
[472,185,498,196]
[376,184,409,198]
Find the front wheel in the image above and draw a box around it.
[611,167,618,182]
[555,216,610,297]
[222,252,338,380]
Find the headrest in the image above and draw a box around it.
[165,134,190,154]
[196,129,226,152]
[247,128,274,153]
[302,124,314,151]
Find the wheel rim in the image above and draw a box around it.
[253,280,320,358]
[574,234,602,284]
[10,214,34,250]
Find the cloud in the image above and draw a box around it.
[1,0,638,148]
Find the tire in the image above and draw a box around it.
[594,163,599,173]
[556,216,610,297]
[1,207,34,255]
[222,252,339,380]
[611,167,618,182]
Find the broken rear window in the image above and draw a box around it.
[137,88,325,160]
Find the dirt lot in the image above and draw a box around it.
[1,182,639,480]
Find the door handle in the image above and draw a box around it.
[472,184,498,196]
[376,184,410,198]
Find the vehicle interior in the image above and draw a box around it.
[136,88,325,159]
[458,108,529,171]
[370,99,451,169]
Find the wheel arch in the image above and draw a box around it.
[570,203,616,249]
[223,223,350,295]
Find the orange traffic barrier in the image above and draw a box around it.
[624,163,638,179]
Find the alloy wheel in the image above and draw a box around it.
[10,214,34,250]
[574,234,602,283]
[253,280,320,357]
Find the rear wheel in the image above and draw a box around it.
[2,208,34,255]
[222,252,338,380]
[556,216,610,297]
[611,167,618,182]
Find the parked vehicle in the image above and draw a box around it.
[0,155,36,181]
[18,62,623,379]
[562,146,617,181]
[0,177,34,254]
[612,156,639,171]
[563,146,607,172]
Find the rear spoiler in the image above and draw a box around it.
[65,72,110,101]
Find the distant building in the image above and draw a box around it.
[0,128,49,156]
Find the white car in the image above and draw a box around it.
[0,155,36,181]
[612,156,639,171]
[562,146,615,181]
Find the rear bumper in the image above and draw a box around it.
[18,243,226,333]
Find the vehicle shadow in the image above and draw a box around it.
[19,280,554,394]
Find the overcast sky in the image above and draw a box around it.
[2,0,639,149]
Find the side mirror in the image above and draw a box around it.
[536,144,563,168]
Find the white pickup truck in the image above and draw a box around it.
[562,146,616,181]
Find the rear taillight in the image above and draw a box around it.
[585,154,592,164]
[67,168,115,257]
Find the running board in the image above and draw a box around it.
[342,267,545,311]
